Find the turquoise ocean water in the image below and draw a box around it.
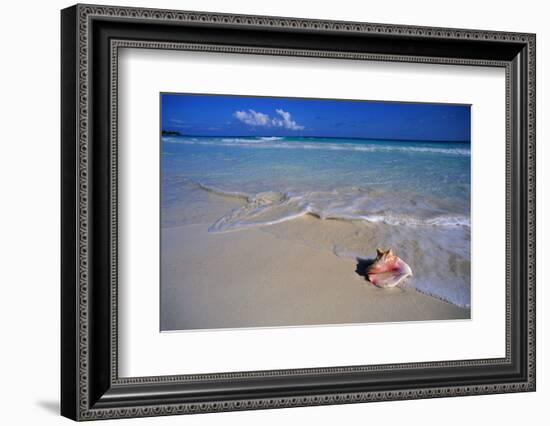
[161,135,471,308]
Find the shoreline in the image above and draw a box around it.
[161,209,471,331]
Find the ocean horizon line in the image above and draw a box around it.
[161,131,471,144]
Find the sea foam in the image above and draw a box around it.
[165,136,470,156]
[194,181,470,233]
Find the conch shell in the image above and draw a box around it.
[366,248,413,288]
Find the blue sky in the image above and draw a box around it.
[161,93,471,142]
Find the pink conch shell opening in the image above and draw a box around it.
[366,248,413,288]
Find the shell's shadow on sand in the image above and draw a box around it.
[355,257,375,280]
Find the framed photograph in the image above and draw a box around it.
[61,4,536,421]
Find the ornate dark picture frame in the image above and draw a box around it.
[61,4,536,421]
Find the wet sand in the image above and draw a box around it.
[160,213,470,331]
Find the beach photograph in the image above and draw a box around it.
[160,93,471,331]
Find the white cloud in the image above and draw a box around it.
[272,109,304,130]
[233,109,304,130]
[233,109,271,126]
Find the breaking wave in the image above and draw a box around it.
[163,136,471,157]
[191,181,470,233]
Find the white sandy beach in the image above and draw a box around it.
[160,206,470,331]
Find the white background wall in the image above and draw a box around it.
[0,0,546,424]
